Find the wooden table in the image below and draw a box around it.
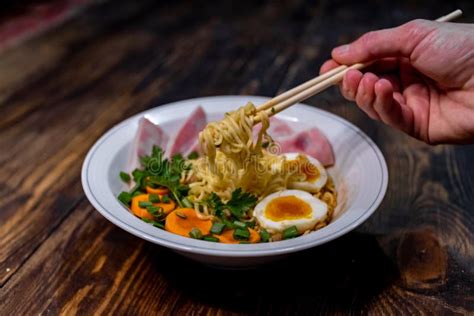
[1,1,473,314]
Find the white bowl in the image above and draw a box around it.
[81,96,388,268]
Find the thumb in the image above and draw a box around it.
[332,19,436,64]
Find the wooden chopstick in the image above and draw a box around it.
[256,64,349,112]
[436,9,463,22]
[253,9,462,123]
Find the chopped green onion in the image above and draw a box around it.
[149,194,160,203]
[259,229,270,242]
[161,195,171,203]
[210,222,225,235]
[187,151,199,159]
[233,221,247,229]
[138,201,153,208]
[153,221,165,229]
[117,191,132,205]
[283,226,299,239]
[132,191,144,197]
[189,228,203,239]
[175,211,187,219]
[172,153,184,160]
[222,219,234,229]
[119,171,131,182]
[142,218,165,229]
[181,197,193,208]
[203,236,219,242]
[146,178,161,188]
[132,169,145,182]
[146,206,162,217]
[245,220,256,228]
[130,182,142,195]
[233,228,250,240]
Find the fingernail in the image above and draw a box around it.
[333,44,350,55]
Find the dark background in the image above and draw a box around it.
[0,0,473,314]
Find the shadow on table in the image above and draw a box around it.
[154,232,397,313]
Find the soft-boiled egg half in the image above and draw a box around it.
[284,153,328,193]
[254,190,328,234]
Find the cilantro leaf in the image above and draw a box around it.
[203,189,257,219]
[119,145,190,208]
[187,151,199,159]
[145,148,190,206]
[205,193,225,217]
[226,188,257,219]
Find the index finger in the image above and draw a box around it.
[319,59,341,74]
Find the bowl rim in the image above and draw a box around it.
[81,95,388,257]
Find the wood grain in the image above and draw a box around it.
[0,0,473,314]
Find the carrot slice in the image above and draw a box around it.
[156,199,176,215]
[165,208,212,237]
[130,194,176,219]
[146,186,170,195]
[131,194,154,220]
[216,228,261,244]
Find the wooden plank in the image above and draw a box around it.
[0,0,473,314]
[0,0,161,124]
[0,13,222,286]
[0,0,311,288]
[1,200,469,314]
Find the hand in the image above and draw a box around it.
[320,20,474,144]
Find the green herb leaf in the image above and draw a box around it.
[210,222,226,235]
[205,193,225,217]
[132,145,191,207]
[149,194,160,203]
[119,171,131,182]
[132,169,145,182]
[129,182,142,196]
[187,151,199,160]
[161,195,170,203]
[117,191,132,205]
[130,169,147,193]
[283,226,299,239]
[132,190,144,197]
[226,188,258,219]
[189,228,203,239]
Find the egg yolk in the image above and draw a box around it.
[264,195,312,221]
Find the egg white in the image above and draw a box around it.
[254,189,328,234]
[284,153,328,193]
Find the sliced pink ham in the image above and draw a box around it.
[127,117,169,172]
[184,139,202,157]
[278,128,335,166]
[253,117,293,140]
[169,106,207,157]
